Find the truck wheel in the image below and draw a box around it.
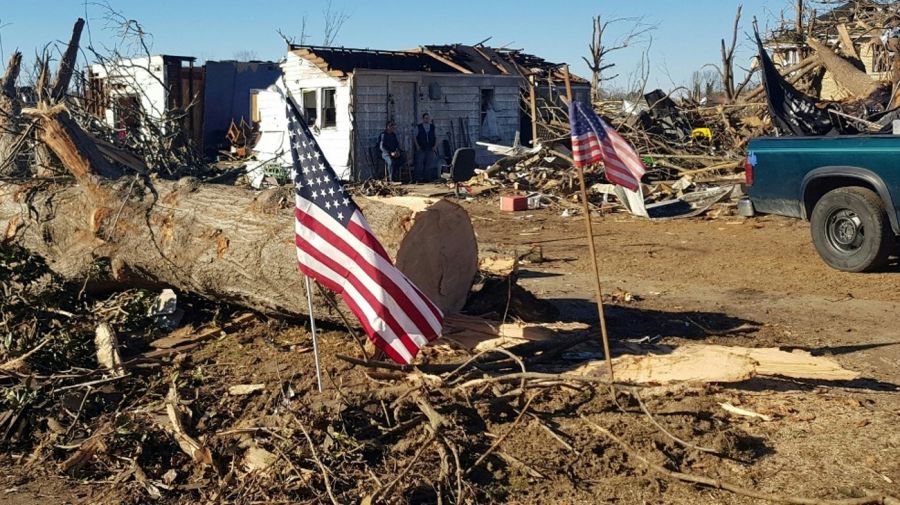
[810,187,892,272]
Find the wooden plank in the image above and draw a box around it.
[420,48,473,74]
[472,45,509,74]
[837,23,859,60]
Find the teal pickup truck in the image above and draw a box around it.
[740,136,900,272]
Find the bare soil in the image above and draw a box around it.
[2,196,898,504]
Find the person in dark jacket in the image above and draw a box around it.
[414,113,437,182]
[378,121,403,181]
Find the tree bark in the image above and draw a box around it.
[0,178,478,320]
[0,52,24,176]
[807,37,881,99]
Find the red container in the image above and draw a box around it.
[500,195,527,212]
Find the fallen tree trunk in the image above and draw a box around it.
[0,178,478,319]
[807,37,882,100]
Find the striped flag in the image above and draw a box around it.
[284,94,443,365]
[568,100,645,191]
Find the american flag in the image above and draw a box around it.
[284,94,443,365]
[568,100,645,192]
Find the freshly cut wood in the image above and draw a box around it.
[574,344,860,385]
[478,254,517,277]
[228,384,266,396]
[440,314,588,352]
[836,23,859,60]
[720,402,773,422]
[163,383,213,466]
[363,196,478,314]
[150,313,256,349]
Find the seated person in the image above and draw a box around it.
[378,121,404,182]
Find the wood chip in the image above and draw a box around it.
[720,402,773,422]
[228,384,266,396]
[95,323,124,376]
[243,446,277,472]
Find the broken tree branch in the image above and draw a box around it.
[49,18,85,102]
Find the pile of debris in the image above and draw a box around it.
[473,128,742,219]
[473,1,900,218]
[4,238,891,504]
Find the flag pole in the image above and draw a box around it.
[563,65,616,386]
[304,275,324,392]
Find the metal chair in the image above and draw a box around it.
[445,147,476,198]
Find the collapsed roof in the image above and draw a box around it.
[287,43,588,84]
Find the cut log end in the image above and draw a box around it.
[394,199,478,314]
[359,196,478,315]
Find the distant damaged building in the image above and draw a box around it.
[251,43,589,183]
[84,56,280,157]
[85,55,204,146]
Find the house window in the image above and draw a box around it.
[301,89,317,125]
[322,88,337,128]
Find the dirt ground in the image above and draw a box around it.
[2,195,898,504]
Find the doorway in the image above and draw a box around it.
[389,81,417,157]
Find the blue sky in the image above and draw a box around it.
[0,0,804,91]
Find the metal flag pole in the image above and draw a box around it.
[304,275,324,392]
[563,65,617,388]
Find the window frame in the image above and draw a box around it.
[299,89,318,127]
[320,87,337,129]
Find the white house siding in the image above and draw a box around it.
[281,52,353,180]
[247,86,292,188]
[88,56,168,129]
[352,70,522,178]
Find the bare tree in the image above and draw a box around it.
[689,69,723,102]
[719,5,743,103]
[322,1,350,46]
[233,49,259,61]
[582,16,654,101]
[625,35,653,101]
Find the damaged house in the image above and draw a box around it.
[84,56,280,157]
[251,43,589,182]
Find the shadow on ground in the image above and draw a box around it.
[549,297,758,340]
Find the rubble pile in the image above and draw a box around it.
[472,0,899,217]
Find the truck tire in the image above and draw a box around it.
[809,187,892,272]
